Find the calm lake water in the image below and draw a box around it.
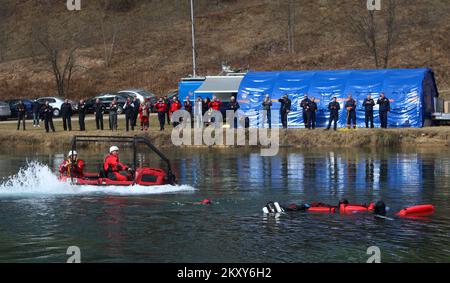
[0,146,449,263]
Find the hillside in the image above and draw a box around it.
[0,0,449,100]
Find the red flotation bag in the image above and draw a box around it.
[308,206,336,213]
[340,203,375,214]
[396,204,435,217]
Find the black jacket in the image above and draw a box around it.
[78,102,86,116]
[278,97,292,112]
[123,102,134,116]
[43,105,54,119]
[32,101,41,113]
[132,99,141,114]
[94,103,106,115]
[184,101,193,113]
[377,97,390,112]
[60,102,72,117]
[308,101,318,112]
[344,99,357,112]
[300,98,311,111]
[228,101,240,112]
[363,98,375,111]
[328,101,340,115]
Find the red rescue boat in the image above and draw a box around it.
[58,135,177,186]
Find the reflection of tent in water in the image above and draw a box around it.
[236,69,439,128]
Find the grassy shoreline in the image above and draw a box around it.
[1,116,449,150]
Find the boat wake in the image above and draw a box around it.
[0,161,196,197]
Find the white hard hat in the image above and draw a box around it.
[110,146,119,153]
[68,150,77,156]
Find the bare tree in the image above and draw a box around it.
[348,0,401,68]
[383,0,400,68]
[37,36,79,97]
[287,0,296,53]
[98,0,121,68]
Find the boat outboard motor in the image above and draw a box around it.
[262,202,284,214]
[374,200,387,216]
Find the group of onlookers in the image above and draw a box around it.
[11,92,391,132]
[275,93,391,130]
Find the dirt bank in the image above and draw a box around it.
[1,127,449,151]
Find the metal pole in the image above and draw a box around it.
[190,0,197,77]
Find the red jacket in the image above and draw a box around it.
[169,101,182,113]
[104,154,128,172]
[155,102,166,113]
[139,104,150,119]
[59,159,85,178]
[209,100,222,111]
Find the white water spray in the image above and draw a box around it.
[0,161,196,196]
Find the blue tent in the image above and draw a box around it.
[236,69,439,128]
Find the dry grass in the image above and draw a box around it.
[1,114,450,150]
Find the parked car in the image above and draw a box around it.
[0,101,12,120]
[36,97,77,117]
[118,89,157,105]
[6,99,34,119]
[85,93,127,114]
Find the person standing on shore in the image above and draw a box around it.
[94,98,105,130]
[16,100,26,131]
[109,98,118,131]
[32,99,41,128]
[123,97,135,132]
[228,96,240,129]
[261,94,272,128]
[307,97,318,130]
[194,97,203,128]
[131,97,140,130]
[43,101,55,133]
[139,100,150,131]
[363,94,375,128]
[155,97,166,131]
[78,99,86,131]
[170,96,182,127]
[184,96,193,128]
[325,97,340,131]
[345,94,357,129]
[278,94,291,129]
[61,99,72,131]
[377,92,390,128]
[300,94,311,128]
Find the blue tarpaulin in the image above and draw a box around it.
[236,69,439,128]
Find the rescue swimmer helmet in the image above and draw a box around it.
[110,146,119,153]
[68,150,78,157]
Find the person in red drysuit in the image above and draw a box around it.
[59,150,85,178]
[139,100,150,131]
[209,96,222,111]
[103,146,132,181]
[154,97,167,131]
[169,96,182,127]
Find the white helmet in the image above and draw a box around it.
[109,146,119,153]
[68,150,77,157]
